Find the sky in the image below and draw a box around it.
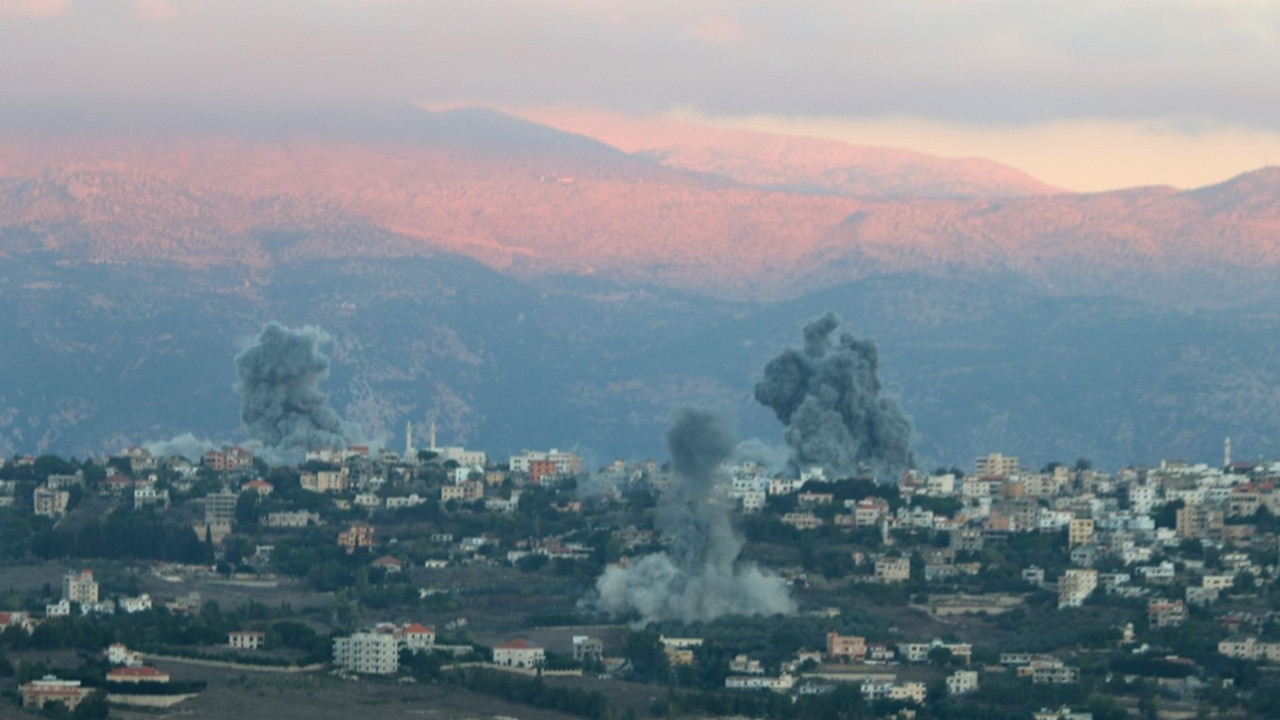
[1,0,1278,191]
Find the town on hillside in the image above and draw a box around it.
[2,434,1279,720]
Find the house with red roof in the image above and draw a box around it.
[101,474,133,496]
[395,623,435,652]
[106,666,170,684]
[241,479,274,496]
[0,611,33,633]
[371,555,403,573]
[493,638,545,668]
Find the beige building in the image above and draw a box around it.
[1058,569,1097,608]
[33,486,70,518]
[875,556,911,583]
[493,638,545,668]
[975,453,1019,478]
[22,676,92,711]
[826,632,868,662]
[1067,518,1094,548]
[1176,505,1223,539]
[62,570,98,605]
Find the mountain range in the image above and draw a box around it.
[1,98,1278,470]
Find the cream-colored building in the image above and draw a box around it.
[1057,569,1097,608]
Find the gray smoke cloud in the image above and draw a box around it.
[143,433,218,462]
[755,312,913,479]
[592,408,795,625]
[234,322,362,463]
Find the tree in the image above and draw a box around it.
[72,691,109,720]
[623,630,669,684]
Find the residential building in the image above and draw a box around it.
[106,644,144,667]
[264,510,319,528]
[1058,569,1097,609]
[573,636,604,664]
[396,623,436,653]
[338,523,376,553]
[826,632,868,662]
[782,512,823,530]
[1148,599,1188,628]
[333,631,399,675]
[976,453,1019,478]
[33,486,70,518]
[1067,518,1095,548]
[62,570,98,605]
[509,449,579,475]
[117,594,152,613]
[441,480,484,502]
[861,681,927,704]
[203,490,239,526]
[229,631,265,650]
[106,666,170,684]
[1176,505,1223,539]
[0,611,32,633]
[241,479,274,496]
[1218,637,1280,662]
[493,638,545,668]
[875,556,911,583]
[947,670,979,695]
[301,469,349,493]
[203,447,253,472]
[133,482,170,510]
[22,676,92,711]
[725,673,795,692]
[661,636,703,666]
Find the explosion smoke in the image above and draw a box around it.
[234,322,362,462]
[755,312,913,478]
[143,433,217,462]
[593,408,795,624]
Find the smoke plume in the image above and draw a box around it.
[592,408,795,625]
[234,322,362,462]
[144,433,218,462]
[755,312,913,479]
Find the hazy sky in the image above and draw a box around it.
[1,0,1277,190]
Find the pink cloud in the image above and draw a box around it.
[130,0,179,21]
[691,15,745,44]
[0,0,69,17]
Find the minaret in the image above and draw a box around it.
[1224,436,1232,468]
[429,421,437,451]
[405,421,413,458]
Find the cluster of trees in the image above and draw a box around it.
[29,509,213,564]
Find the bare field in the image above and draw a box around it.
[109,668,618,720]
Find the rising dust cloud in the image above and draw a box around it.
[593,408,795,624]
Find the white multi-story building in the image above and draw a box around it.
[508,449,576,475]
[229,631,265,650]
[333,632,399,675]
[946,670,979,695]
